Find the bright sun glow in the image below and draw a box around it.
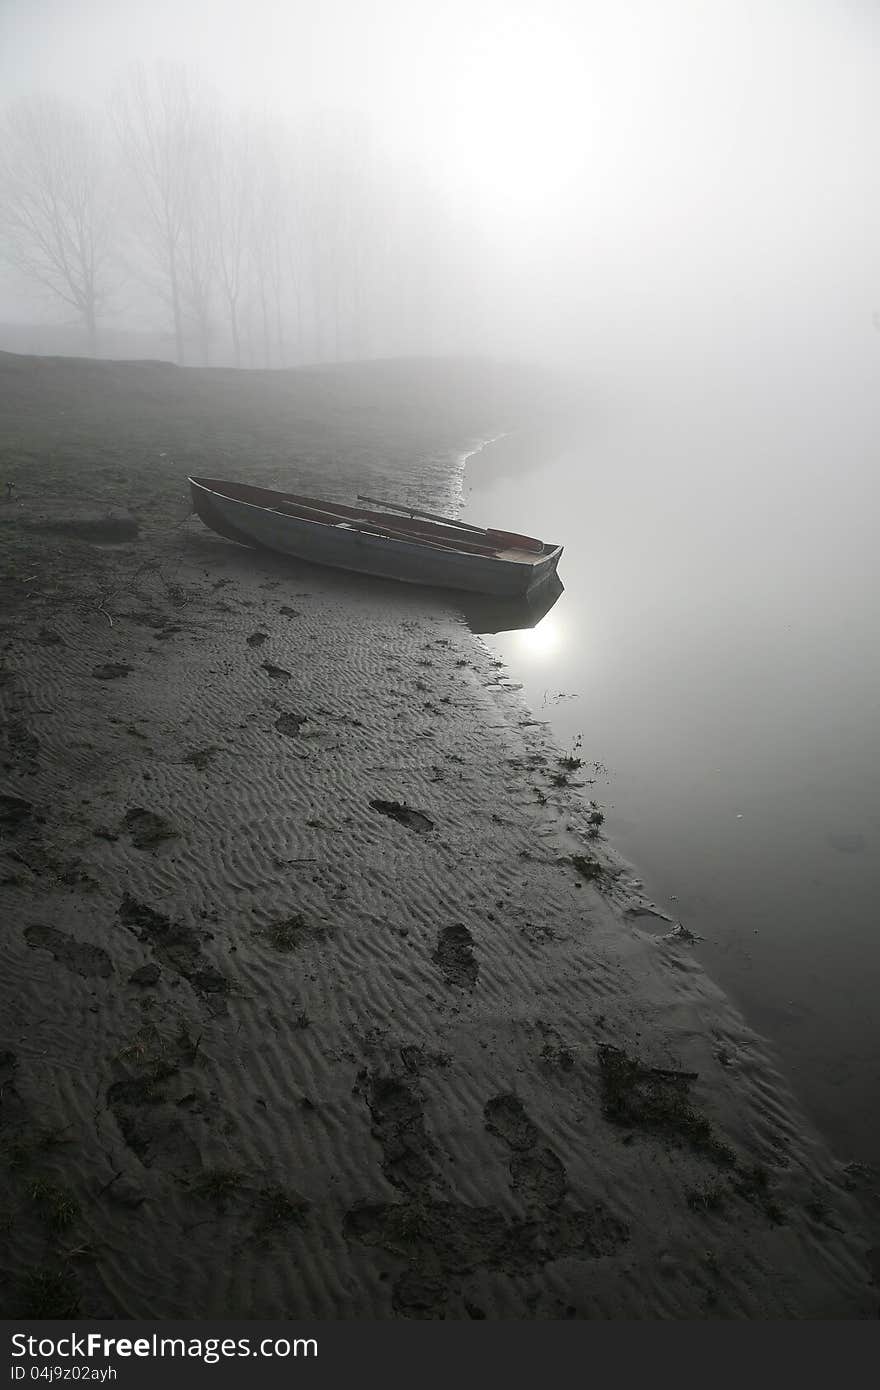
[443,13,587,221]
[510,612,564,659]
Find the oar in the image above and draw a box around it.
[272,499,500,556]
[356,494,544,554]
[356,495,489,535]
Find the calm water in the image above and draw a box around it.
[463,353,880,1163]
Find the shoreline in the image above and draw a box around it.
[0,354,875,1317]
[461,421,880,1202]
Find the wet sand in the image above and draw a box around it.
[0,353,875,1318]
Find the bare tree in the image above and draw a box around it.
[179,141,216,366]
[0,95,113,355]
[204,110,256,367]
[249,122,288,367]
[112,63,201,364]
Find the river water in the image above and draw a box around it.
[463,346,880,1164]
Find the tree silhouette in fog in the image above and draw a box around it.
[0,95,114,356]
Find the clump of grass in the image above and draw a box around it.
[192,1167,247,1209]
[586,804,605,838]
[541,1040,575,1071]
[28,1179,80,1232]
[558,734,584,771]
[112,1020,196,1099]
[804,1193,834,1225]
[0,1126,72,1173]
[597,1044,736,1167]
[732,1164,786,1224]
[255,1183,309,1236]
[261,914,309,952]
[117,1022,185,1074]
[550,770,570,788]
[18,1267,80,1319]
[687,1184,727,1213]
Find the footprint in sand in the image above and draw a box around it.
[24,924,113,979]
[484,1094,567,1209]
[261,661,291,681]
[369,799,434,833]
[360,1071,437,1195]
[0,793,35,832]
[432,924,478,989]
[275,712,307,737]
[121,807,178,850]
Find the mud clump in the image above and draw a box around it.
[597,1044,735,1165]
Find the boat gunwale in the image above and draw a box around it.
[189,476,562,568]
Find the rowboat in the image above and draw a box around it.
[188,477,563,597]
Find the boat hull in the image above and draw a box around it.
[189,479,562,598]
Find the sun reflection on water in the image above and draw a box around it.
[508,611,564,660]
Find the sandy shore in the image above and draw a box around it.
[0,353,875,1318]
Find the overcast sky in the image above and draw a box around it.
[0,0,877,364]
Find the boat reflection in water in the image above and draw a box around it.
[458,573,564,636]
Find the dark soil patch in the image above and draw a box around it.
[246,631,269,647]
[0,793,34,831]
[23,509,139,542]
[128,962,161,986]
[92,663,133,680]
[183,746,220,770]
[369,800,434,833]
[261,661,291,681]
[3,720,39,771]
[24,924,112,979]
[432,924,478,989]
